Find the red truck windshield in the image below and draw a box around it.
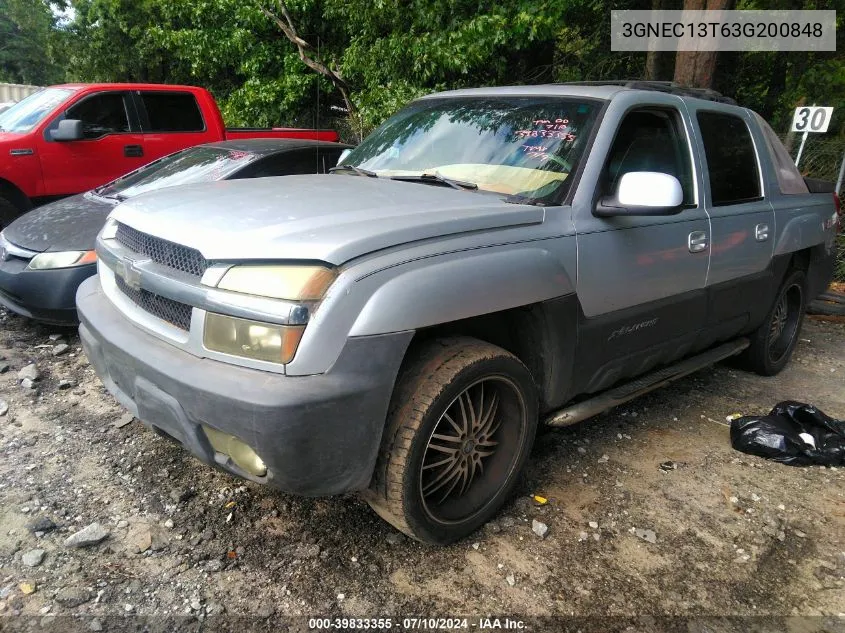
[0,88,75,134]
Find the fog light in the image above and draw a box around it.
[203,425,267,477]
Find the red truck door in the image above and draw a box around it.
[131,91,216,162]
[38,90,147,195]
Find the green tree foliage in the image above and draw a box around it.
[0,0,65,85]
[28,0,845,139]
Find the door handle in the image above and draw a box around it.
[124,144,144,158]
[688,231,708,253]
[755,223,770,242]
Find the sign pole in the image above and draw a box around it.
[835,149,845,198]
[794,130,809,168]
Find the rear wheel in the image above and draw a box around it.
[741,269,806,376]
[365,337,538,545]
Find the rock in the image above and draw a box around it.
[385,533,404,545]
[19,581,36,595]
[124,524,152,554]
[89,619,103,632]
[190,598,202,611]
[17,364,39,382]
[113,414,134,429]
[22,549,45,567]
[532,519,549,539]
[55,586,93,607]
[577,446,587,455]
[506,573,516,586]
[0,400,7,416]
[64,522,109,548]
[206,559,224,572]
[20,378,36,391]
[579,531,589,541]
[58,379,76,390]
[635,528,657,544]
[0,363,9,374]
[659,461,678,472]
[164,518,174,529]
[501,516,516,528]
[72,388,86,396]
[124,604,134,612]
[48,334,64,342]
[28,517,56,534]
[294,543,320,558]
[588,521,599,529]
[255,603,275,618]
[52,344,70,357]
[205,602,225,616]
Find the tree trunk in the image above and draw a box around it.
[644,0,670,80]
[673,0,731,88]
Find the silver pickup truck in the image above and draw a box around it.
[77,82,840,544]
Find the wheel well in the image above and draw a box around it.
[0,178,31,213]
[789,248,811,273]
[408,297,577,411]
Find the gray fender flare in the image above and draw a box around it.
[349,246,574,336]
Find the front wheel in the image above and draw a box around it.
[365,337,538,545]
[741,269,806,376]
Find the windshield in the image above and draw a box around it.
[0,88,75,134]
[95,146,258,200]
[341,96,599,202]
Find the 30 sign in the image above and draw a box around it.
[791,106,834,133]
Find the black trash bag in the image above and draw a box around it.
[730,401,845,466]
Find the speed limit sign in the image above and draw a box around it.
[791,106,833,133]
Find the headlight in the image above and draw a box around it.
[28,250,97,270]
[203,312,305,364]
[216,265,336,301]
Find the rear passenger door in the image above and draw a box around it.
[687,104,775,335]
[133,91,211,162]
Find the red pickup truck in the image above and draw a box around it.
[0,83,339,225]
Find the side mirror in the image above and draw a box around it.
[337,148,352,165]
[595,171,684,217]
[51,119,84,142]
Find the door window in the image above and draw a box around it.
[602,108,695,204]
[66,93,130,139]
[697,112,761,205]
[140,92,204,132]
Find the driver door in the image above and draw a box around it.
[570,99,710,393]
[39,91,146,196]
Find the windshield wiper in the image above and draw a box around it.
[329,164,378,178]
[390,172,478,191]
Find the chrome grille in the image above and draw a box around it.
[115,276,192,331]
[115,223,209,278]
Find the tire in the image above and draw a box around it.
[741,269,807,376]
[365,337,538,545]
[0,196,21,230]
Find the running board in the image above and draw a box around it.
[544,338,750,428]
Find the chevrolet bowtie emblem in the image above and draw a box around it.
[115,258,143,291]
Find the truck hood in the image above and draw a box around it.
[110,175,544,264]
[4,193,115,252]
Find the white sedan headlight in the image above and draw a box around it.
[27,250,97,270]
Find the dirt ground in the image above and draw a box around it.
[0,307,843,632]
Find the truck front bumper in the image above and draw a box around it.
[77,276,412,496]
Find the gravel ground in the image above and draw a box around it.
[0,308,843,632]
